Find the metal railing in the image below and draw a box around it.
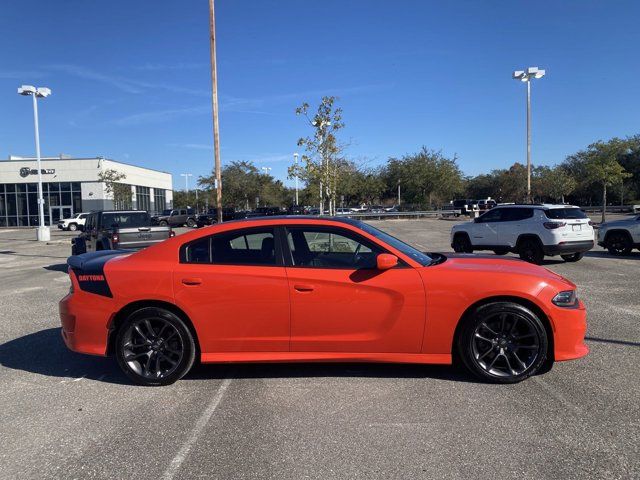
[334,210,462,220]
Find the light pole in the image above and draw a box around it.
[180,173,193,193]
[397,180,401,207]
[293,152,299,205]
[261,167,272,175]
[512,67,545,203]
[18,85,51,241]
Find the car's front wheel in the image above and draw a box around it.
[187,218,196,228]
[68,223,78,231]
[452,233,473,253]
[115,307,196,386]
[457,302,548,383]
[159,220,168,227]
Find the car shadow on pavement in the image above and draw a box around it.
[43,263,69,273]
[584,251,640,260]
[185,361,483,384]
[0,327,129,385]
[0,250,67,259]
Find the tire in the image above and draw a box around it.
[187,218,196,228]
[115,307,196,386]
[68,223,78,231]
[452,233,473,253]
[493,248,509,255]
[605,232,632,256]
[561,252,584,262]
[457,302,549,384]
[518,238,544,264]
[159,220,168,227]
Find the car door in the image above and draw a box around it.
[498,208,533,247]
[283,225,426,353]
[470,208,503,246]
[173,227,290,353]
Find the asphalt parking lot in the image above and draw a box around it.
[0,218,638,480]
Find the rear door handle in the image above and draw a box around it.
[294,284,314,292]
[182,277,202,286]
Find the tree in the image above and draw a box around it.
[532,165,576,203]
[98,168,132,210]
[291,96,346,215]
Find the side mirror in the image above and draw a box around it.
[376,253,398,270]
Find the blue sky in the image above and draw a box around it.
[1,0,639,189]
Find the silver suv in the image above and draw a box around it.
[597,214,640,255]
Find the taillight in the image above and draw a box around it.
[543,222,566,230]
[112,232,120,243]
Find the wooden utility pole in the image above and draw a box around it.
[209,0,223,223]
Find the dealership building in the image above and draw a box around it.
[0,155,173,227]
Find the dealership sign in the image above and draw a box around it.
[19,167,55,178]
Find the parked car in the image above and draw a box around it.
[195,208,239,227]
[60,216,587,386]
[335,208,351,215]
[369,205,385,213]
[286,205,307,215]
[57,212,88,231]
[71,210,174,255]
[152,208,197,228]
[246,206,282,217]
[477,199,497,211]
[384,206,399,213]
[451,204,594,264]
[597,213,640,255]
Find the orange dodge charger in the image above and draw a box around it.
[60,217,588,386]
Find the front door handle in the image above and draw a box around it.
[294,284,314,292]
[182,277,202,286]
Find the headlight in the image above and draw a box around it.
[552,290,578,307]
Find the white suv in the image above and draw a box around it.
[57,213,88,231]
[597,213,640,255]
[450,204,594,264]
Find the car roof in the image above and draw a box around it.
[494,204,580,210]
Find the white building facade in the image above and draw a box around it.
[0,156,173,227]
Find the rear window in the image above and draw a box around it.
[101,212,151,228]
[544,208,587,220]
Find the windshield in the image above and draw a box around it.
[102,212,151,228]
[356,221,432,266]
[545,208,587,220]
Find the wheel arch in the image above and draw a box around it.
[106,300,201,357]
[603,228,633,243]
[451,295,555,365]
[515,233,542,248]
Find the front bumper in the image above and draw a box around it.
[57,223,65,230]
[543,240,594,256]
[551,300,589,361]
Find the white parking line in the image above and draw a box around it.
[161,378,232,480]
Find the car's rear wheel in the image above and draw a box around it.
[561,252,584,262]
[457,302,548,383]
[187,218,196,228]
[115,307,196,386]
[605,232,632,256]
[518,238,544,264]
[452,234,473,253]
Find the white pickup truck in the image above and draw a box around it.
[57,213,88,231]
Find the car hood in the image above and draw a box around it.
[430,253,575,288]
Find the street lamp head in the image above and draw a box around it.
[512,67,545,82]
[36,87,52,98]
[512,70,525,80]
[18,85,37,96]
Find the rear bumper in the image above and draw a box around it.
[543,240,594,256]
[552,300,589,361]
[59,291,111,356]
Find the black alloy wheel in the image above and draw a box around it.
[115,307,196,386]
[452,234,473,253]
[606,232,632,256]
[518,238,544,264]
[561,252,584,262]
[458,302,548,383]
